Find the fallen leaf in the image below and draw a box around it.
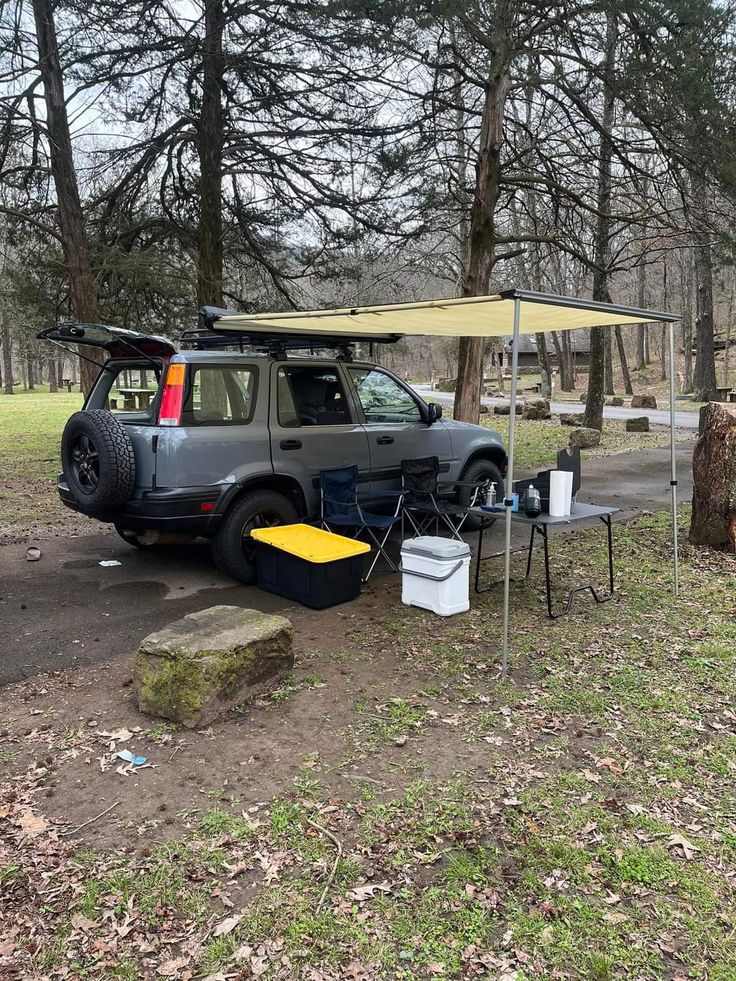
[667,833,699,860]
[348,882,392,901]
[158,957,189,976]
[580,769,602,784]
[213,913,243,937]
[18,811,49,837]
[602,912,628,924]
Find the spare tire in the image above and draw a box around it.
[61,409,136,514]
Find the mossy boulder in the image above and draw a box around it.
[133,605,293,728]
[569,427,601,449]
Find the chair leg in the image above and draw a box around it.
[362,526,399,581]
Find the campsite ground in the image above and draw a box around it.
[2,389,735,980]
[2,509,735,980]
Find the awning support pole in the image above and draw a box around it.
[501,296,522,677]
[668,321,680,595]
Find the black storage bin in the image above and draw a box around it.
[254,543,365,609]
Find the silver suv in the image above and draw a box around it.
[40,322,506,582]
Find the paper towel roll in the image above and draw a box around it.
[562,471,574,515]
[549,470,567,517]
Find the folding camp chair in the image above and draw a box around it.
[400,456,489,541]
[319,466,402,582]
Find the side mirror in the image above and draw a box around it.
[426,402,443,424]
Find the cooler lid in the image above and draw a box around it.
[400,536,471,560]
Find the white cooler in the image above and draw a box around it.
[400,536,471,616]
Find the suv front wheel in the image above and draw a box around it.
[211,489,298,583]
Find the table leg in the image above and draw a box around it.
[525,525,536,579]
[541,516,616,619]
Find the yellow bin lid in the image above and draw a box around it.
[250,523,371,563]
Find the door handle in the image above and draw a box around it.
[280,439,302,450]
[376,435,394,445]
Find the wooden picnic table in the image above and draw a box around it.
[116,388,155,410]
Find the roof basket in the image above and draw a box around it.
[183,306,402,357]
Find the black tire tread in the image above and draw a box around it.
[61,410,136,514]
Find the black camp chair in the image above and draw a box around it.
[319,466,402,581]
[400,455,489,541]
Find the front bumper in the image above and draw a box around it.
[58,476,229,534]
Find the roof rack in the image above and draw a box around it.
[179,326,400,359]
[182,306,402,358]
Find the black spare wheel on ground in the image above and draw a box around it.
[61,409,136,514]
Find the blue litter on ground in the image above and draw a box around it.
[116,749,148,766]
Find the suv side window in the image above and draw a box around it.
[182,366,257,425]
[277,366,351,427]
[348,367,421,423]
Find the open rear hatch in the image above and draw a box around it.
[38,323,177,361]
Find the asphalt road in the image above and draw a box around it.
[412,384,701,429]
[0,445,692,685]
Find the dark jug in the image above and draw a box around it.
[524,484,542,517]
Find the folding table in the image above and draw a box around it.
[471,502,618,619]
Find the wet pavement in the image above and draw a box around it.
[0,445,693,684]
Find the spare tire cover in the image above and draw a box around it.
[61,409,136,514]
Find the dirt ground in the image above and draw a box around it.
[2,510,736,979]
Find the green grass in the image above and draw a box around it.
[0,388,83,529]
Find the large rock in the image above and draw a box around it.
[579,391,588,404]
[134,606,293,728]
[522,397,551,421]
[631,394,657,409]
[438,377,456,392]
[569,427,601,449]
[626,416,650,433]
[559,412,584,427]
[610,396,625,407]
[494,401,523,416]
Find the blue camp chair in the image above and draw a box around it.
[319,466,402,582]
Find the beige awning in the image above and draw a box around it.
[209,289,679,339]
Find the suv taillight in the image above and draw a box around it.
[158,363,185,426]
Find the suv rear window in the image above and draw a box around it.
[87,362,163,423]
[182,366,257,425]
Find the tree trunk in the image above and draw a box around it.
[455,62,511,423]
[689,402,736,551]
[584,11,616,432]
[690,172,718,401]
[48,355,58,392]
[551,330,574,390]
[635,259,647,370]
[0,314,10,395]
[604,327,614,395]
[32,0,103,395]
[536,332,551,397]
[197,0,225,307]
[615,325,634,394]
[27,356,35,390]
[682,252,693,392]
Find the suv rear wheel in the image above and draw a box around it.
[457,457,504,530]
[211,489,298,583]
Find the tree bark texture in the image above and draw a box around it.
[614,325,633,394]
[197,0,225,307]
[690,172,718,400]
[689,402,736,551]
[681,254,693,392]
[604,327,614,395]
[583,11,616,432]
[32,0,103,394]
[635,258,647,370]
[455,61,511,424]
